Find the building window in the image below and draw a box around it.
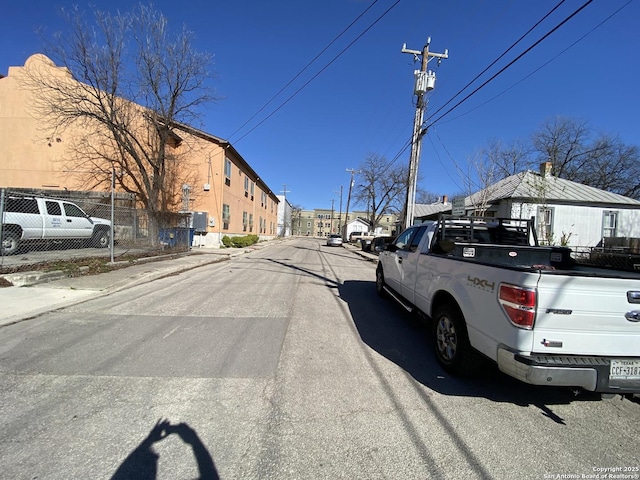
[242,211,248,232]
[603,211,618,238]
[222,204,230,230]
[250,181,255,200]
[249,213,254,233]
[307,222,311,228]
[537,206,554,244]
[224,158,232,186]
[244,177,249,197]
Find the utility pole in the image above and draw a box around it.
[335,185,343,235]
[330,199,335,234]
[281,184,290,201]
[343,169,358,241]
[401,37,448,229]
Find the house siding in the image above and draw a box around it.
[508,201,640,247]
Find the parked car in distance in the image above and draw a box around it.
[370,236,395,254]
[348,231,365,244]
[326,234,343,247]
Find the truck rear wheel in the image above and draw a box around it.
[433,303,476,375]
[1,231,20,256]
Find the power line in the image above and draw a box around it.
[227,0,382,142]
[433,0,633,127]
[425,0,594,131]
[380,0,596,194]
[232,0,402,145]
[426,0,568,124]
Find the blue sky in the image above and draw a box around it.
[2,0,638,210]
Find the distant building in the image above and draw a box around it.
[296,209,398,237]
[276,195,293,237]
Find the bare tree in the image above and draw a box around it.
[352,153,407,231]
[290,204,304,236]
[531,116,640,199]
[415,190,443,204]
[581,136,640,198]
[460,146,504,216]
[532,116,592,178]
[484,138,531,179]
[25,3,217,237]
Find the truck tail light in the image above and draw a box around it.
[499,284,536,329]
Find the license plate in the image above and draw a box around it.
[610,359,640,380]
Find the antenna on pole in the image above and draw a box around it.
[280,184,290,201]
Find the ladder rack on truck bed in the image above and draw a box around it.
[436,214,538,247]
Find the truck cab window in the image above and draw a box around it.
[408,226,427,252]
[45,201,62,216]
[63,203,86,218]
[393,228,415,250]
[6,198,39,214]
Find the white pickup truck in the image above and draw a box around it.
[376,215,640,394]
[1,195,111,255]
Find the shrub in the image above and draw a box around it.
[223,234,259,248]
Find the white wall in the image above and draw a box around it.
[508,202,640,247]
[345,219,369,238]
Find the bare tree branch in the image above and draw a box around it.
[23,3,218,238]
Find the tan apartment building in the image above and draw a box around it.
[0,54,278,247]
[296,209,398,237]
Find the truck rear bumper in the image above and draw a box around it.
[497,348,640,394]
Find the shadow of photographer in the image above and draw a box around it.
[111,419,219,480]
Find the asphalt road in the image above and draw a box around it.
[0,237,638,479]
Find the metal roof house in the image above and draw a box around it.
[462,163,640,248]
[414,198,452,220]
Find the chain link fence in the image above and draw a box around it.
[572,245,640,272]
[1,188,194,274]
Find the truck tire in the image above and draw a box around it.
[1,231,20,256]
[91,229,110,248]
[375,266,387,297]
[432,303,477,375]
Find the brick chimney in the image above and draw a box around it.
[540,162,553,178]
